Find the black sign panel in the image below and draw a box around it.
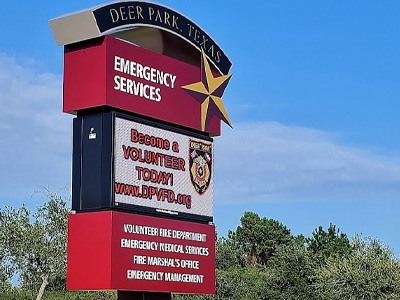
[72,111,213,223]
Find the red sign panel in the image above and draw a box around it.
[64,36,221,136]
[67,211,216,294]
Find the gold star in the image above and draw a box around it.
[182,50,232,132]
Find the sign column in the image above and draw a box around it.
[50,1,232,298]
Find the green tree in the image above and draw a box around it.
[215,266,273,300]
[232,212,292,265]
[306,223,352,263]
[315,236,400,300]
[0,244,12,291]
[215,236,243,270]
[175,266,273,300]
[0,191,70,300]
[267,237,317,300]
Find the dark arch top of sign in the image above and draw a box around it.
[92,2,232,75]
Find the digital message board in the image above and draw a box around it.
[72,112,214,222]
[67,211,216,294]
[114,115,213,219]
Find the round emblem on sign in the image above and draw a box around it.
[191,156,210,187]
[189,140,212,195]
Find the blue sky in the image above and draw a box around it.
[1,1,400,254]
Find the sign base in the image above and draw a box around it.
[117,291,171,300]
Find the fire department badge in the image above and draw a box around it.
[189,139,212,195]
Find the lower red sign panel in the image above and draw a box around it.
[67,211,216,294]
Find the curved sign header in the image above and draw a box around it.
[50,1,232,75]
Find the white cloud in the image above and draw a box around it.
[214,122,400,203]
[0,53,71,204]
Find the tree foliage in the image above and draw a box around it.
[315,236,400,300]
[267,237,317,300]
[231,211,292,265]
[0,289,116,300]
[179,215,400,300]
[2,199,400,300]
[215,266,273,300]
[215,237,243,270]
[175,266,273,300]
[0,191,69,300]
[306,223,352,263]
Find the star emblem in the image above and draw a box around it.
[182,50,232,132]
